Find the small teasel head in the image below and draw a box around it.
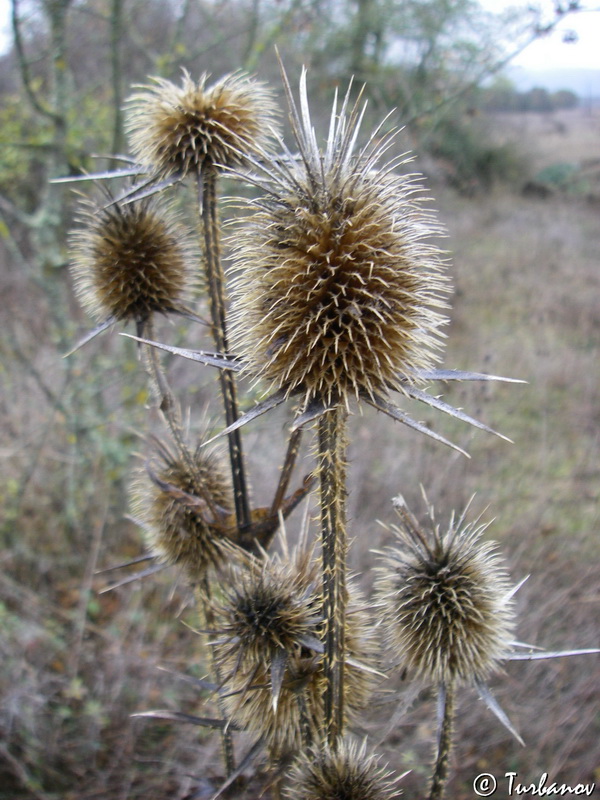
[69,196,196,332]
[283,737,403,800]
[229,70,450,410]
[130,438,233,579]
[375,496,516,686]
[125,70,279,179]
[212,541,377,755]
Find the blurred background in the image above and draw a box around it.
[0,1,599,797]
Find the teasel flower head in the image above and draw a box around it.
[283,737,403,800]
[125,70,279,180]
[375,496,515,687]
[228,69,450,417]
[69,196,197,342]
[130,438,234,579]
[211,534,377,756]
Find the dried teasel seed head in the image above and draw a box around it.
[375,498,515,686]
[125,70,279,178]
[229,71,450,408]
[212,543,377,756]
[130,439,233,578]
[69,197,196,327]
[283,738,403,800]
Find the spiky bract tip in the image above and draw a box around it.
[69,197,196,326]
[375,500,515,686]
[283,738,403,800]
[130,439,233,578]
[212,545,376,756]
[125,70,279,178]
[229,74,450,408]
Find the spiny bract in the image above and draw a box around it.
[229,71,449,408]
[283,738,403,800]
[375,498,515,686]
[130,439,233,578]
[212,544,376,756]
[125,70,279,178]
[69,198,196,326]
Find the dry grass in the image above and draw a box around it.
[1,109,599,798]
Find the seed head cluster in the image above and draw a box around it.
[376,500,515,686]
[212,547,376,755]
[283,738,403,800]
[130,441,233,578]
[229,75,449,407]
[125,70,278,178]
[69,198,195,327]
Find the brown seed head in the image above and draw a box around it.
[229,72,449,407]
[130,440,233,578]
[125,70,279,178]
[213,544,376,756]
[69,198,196,326]
[283,738,403,800]
[375,498,515,686]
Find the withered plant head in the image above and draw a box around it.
[130,438,233,579]
[283,737,403,800]
[125,70,279,179]
[229,69,449,412]
[375,496,515,687]
[69,196,196,333]
[212,537,377,756]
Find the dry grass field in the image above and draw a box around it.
[1,108,598,798]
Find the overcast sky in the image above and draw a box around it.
[1,0,598,70]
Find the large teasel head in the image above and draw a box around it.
[228,69,450,413]
[211,536,377,756]
[375,496,516,687]
[125,70,279,179]
[69,196,196,336]
[283,738,403,800]
[130,438,234,579]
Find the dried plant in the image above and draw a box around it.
[61,61,599,800]
[283,737,403,800]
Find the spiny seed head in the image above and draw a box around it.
[375,498,515,686]
[130,439,233,578]
[229,72,449,407]
[213,546,376,756]
[125,70,279,178]
[283,738,403,800]
[69,197,196,326]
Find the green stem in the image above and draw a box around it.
[318,404,348,748]
[429,682,456,800]
[200,167,251,532]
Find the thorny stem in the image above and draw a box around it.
[142,319,222,520]
[199,167,251,532]
[318,403,348,748]
[429,682,456,800]
[269,428,303,519]
[198,575,236,776]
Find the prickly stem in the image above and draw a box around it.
[200,167,251,532]
[197,575,236,776]
[318,402,348,748]
[429,682,456,800]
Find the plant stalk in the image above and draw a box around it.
[199,167,251,532]
[198,575,236,776]
[429,682,456,800]
[318,403,348,748]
